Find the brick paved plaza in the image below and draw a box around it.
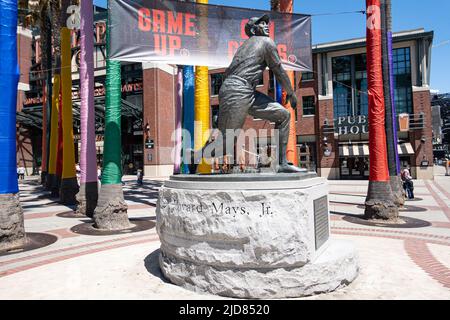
[1,167,449,300]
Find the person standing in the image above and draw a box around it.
[97,165,102,181]
[401,166,414,199]
[17,166,26,180]
[445,157,449,176]
[136,169,143,186]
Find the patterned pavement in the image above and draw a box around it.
[0,168,449,299]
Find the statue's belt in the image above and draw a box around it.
[224,75,255,89]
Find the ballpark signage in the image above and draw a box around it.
[110,0,312,71]
[335,116,369,135]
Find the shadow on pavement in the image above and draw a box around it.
[144,249,170,284]
[331,211,432,228]
[0,233,58,257]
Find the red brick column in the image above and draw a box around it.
[411,90,434,179]
[317,98,339,179]
[142,67,176,177]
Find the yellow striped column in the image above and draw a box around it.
[48,75,60,178]
[194,0,212,173]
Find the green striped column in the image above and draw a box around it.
[93,0,130,231]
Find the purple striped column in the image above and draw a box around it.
[76,0,98,217]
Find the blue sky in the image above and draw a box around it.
[94,0,450,93]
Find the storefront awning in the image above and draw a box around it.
[339,143,414,157]
[398,143,415,155]
[339,144,370,157]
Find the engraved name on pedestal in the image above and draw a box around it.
[160,197,275,218]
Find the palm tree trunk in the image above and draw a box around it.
[93,0,130,230]
[76,0,98,217]
[271,0,298,166]
[48,75,61,196]
[59,26,79,204]
[179,0,196,174]
[59,0,79,204]
[44,17,53,190]
[0,0,26,252]
[381,0,404,207]
[48,0,62,197]
[194,0,211,173]
[364,0,398,220]
[39,1,53,190]
[182,65,195,174]
[174,68,183,174]
[37,0,50,186]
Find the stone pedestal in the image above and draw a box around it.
[156,173,359,299]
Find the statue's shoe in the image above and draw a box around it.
[277,164,304,173]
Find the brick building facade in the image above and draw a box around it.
[16,20,434,180]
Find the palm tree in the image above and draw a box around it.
[47,0,62,197]
[76,0,98,217]
[271,0,298,166]
[195,0,211,173]
[23,0,52,188]
[93,0,130,230]
[174,68,183,174]
[0,0,26,252]
[364,0,398,220]
[180,0,195,176]
[182,65,195,174]
[59,0,79,204]
[42,1,53,191]
[48,74,61,197]
[381,0,404,207]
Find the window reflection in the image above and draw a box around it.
[332,47,412,117]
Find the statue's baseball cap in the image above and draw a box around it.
[245,14,270,37]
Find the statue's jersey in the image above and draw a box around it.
[225,36,282,89]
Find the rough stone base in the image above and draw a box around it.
[365,181,399,220]
[0,194,26,252]
[93,184,130,230]
[76,182,98,218]
[160,239,359,299]
[157,174,359,298]
[390,175,405,208]
[59,177,79,205]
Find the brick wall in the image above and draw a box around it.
[16,29,35,173]
[411,90,434,168]
[17,31,32,112]
[316,98,338,170]
[143,68,176,167]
